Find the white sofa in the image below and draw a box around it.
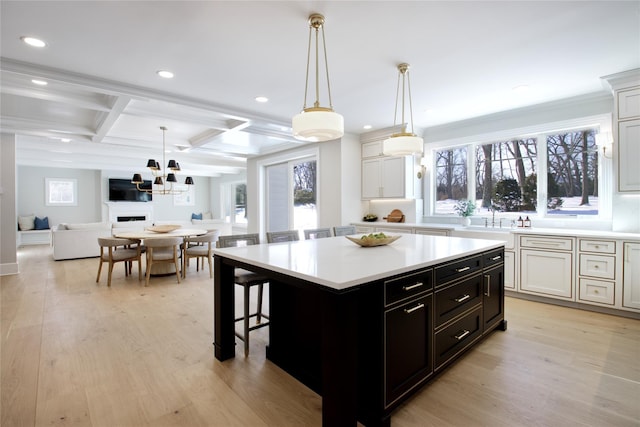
[52,222,112,260]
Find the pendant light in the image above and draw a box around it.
[382,63,424,156]
[292,13,344,142]
[131,126,194,195]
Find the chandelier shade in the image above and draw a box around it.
[383,63,424,156]
[292,13,344,142]
[131,126,193,195]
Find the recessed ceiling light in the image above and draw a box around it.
[32,79,48,86]
[21,36,47,47]
[157,70,174,79]
[363,125,372,130]
[255,96,269,103]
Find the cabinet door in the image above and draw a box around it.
[623,242,640,310]
[504,251,516,290]
[381,157,405,198]
[618,119,640,192]
[362,140,383,158]
[385,294,433,406]
[483,265,504,332]
[618,87,640,119]
[520,249,574,299]
[362,159,382,198]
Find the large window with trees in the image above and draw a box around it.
[433,124,603,218]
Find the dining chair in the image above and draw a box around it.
[333,225,357,236]
[217,233,269,357]
[182,229,220,278]
[96,237,142,287]
[266,230,300,243]
[303,227,332,239]
[144,237,183,287]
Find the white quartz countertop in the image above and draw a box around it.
[352,221,640,241]
[213,234,503,291]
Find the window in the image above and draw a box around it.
[45,178,77,206]
[223,182,247,224]
[266,156,317,232]
[431,120,606,218]
[434,147,467,215]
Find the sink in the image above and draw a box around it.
[450,226,515,248]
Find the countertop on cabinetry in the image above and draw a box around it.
[352,221,640,241]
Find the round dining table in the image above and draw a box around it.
[113,227,208,275]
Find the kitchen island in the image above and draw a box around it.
[213,234,506,426]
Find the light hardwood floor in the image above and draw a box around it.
[2,245,639,426]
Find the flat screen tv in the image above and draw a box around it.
[108,178,152,202]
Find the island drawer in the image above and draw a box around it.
[435,274,482,327]
[520,235,573,251]
[482,248,505,268]
[435,255,482,286]
[385,269,433,306]
[579,239,616,254]
[435,306,482,369]
[579,278,615,305]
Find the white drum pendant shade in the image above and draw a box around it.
[292,109,344,142]
[383,133,424,156]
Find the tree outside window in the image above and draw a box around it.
[434,147,467,215]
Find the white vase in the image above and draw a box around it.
[461,217,471,226]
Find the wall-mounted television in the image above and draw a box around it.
[108,178,152,202]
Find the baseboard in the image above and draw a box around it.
[0,262,19,276]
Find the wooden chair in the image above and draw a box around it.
[217,233,269,357]
[96,237,142,287]
[266,230,300,243]
[182,230,220,278]
[144,237,182,287]
[303,228,332,239]
[333,225,357,236]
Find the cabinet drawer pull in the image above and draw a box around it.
[491,255,501,261]
[454,294,471,303]
[454,330,470,340]
[404,303,425,314]
[403,282,424,291]
[484,274,491,297]
[529,240,563,247]
[455,266,471,273]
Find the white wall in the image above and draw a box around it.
[18,165,102,226]
[1,133,18,275]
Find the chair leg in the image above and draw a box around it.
[137,257,142,281]
[208,256,213,279]
[96,259,103,283]
[173,253,181,284]
[244,284,250,357]
[256,284,264,324]
[145,251,152,287]
[107,261,114,287]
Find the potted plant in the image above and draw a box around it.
[454,199,476,226]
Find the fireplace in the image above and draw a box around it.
[117,215,146,222]
[106,202,153,223]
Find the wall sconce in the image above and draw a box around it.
[595,131,613,159]
[417,156,428,179]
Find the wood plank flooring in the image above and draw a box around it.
[2,245,639,426]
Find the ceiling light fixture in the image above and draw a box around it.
[157,70,174,79]
[131,126,194,195]
[292,13,344,142]
[32,79,48,86]
[383,63,424,156]
[21,36,46,47]
[255,96,269,103]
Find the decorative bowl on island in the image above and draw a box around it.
[146,224,181,233]
[345,233,401,247]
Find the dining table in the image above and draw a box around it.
[113,227,208,275]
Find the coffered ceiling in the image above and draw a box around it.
[1,1,638,178]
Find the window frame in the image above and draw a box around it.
[427,114,613,221]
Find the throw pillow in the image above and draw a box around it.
[18,214,35,231]
[203,211,213,220]
[34,216,50,230]
[191,212,203,220]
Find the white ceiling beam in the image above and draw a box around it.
[92,96,132,143]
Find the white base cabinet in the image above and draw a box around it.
[623,242,640,310]
[520,249,574,299]
[504,251,515,290]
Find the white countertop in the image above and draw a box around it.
[353,221,640,241]
[213,234,503,291]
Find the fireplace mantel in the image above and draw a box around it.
[105,202,153,223]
